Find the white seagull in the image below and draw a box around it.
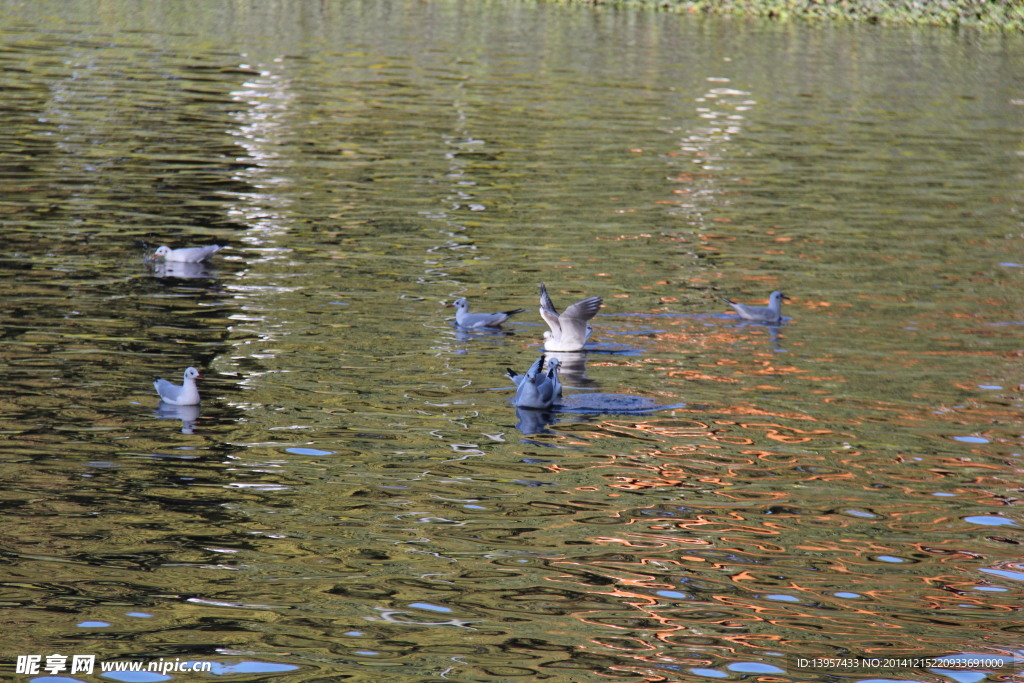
[449,297,526,328]
[153,367,202,405]
[538,283,602,352]
[721,290,789,324]
[507,356,562,405]
[509,355,557,410]
[151,245,223,263]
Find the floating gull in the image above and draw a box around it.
[449,297,526,329]
[508,355,562,405]
[509,355,557,410]
[721,290,788,324]
[538,283,602,352]
[153,366,202,405]
[151,245,223,263]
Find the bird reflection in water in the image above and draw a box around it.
[725,318,786,352]
[514,405,559,436]
[148,260,216,279]
[542,350,597,388]
[452,323,519,344]
[155,401,200,434]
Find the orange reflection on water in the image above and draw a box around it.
[664,515,785,538]
[712,594,837,626]
[591,636,658,653]
[708,434,754,445]
[919,589,1015,612]
[714,405,819,421]
[666,368,740,383]
[697,416,838,447]
[603,418,715,439]
[640,445,709,456]
[734,360,805,377]
[923,456,1010,473]
[910,543,985,561]
[711,490,790,502]
[791,539,881,558]
[609,474,686,491]
[592,534,712,551]
[741,449,801,465]
[801,299,841,310]
[732,422,835,444]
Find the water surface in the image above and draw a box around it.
[1,1,1022,681]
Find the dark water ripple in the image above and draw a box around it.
[1,2,1023,682]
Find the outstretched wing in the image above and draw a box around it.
[558,296,602,341]
[538,283,561,335]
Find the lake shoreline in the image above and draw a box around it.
[545,0,1024,31]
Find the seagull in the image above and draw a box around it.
[721,290,789,324]
[507,356,562,405]
[150,245,223,263]
[449,297,526,329]
[153,367,202,405]
[509,355,557,409]
[538,283,602,352]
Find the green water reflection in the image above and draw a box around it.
[0,0,1022,681]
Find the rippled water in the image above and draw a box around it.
[1,1,1023,681]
